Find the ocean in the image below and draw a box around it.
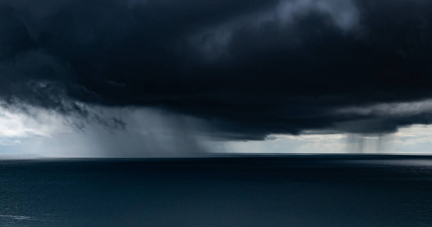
[0,155,431,227]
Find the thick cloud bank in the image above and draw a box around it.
[1,0,432,140]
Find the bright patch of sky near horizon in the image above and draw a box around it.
[0,104,432,158]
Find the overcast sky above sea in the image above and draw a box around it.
[2,0,432,157]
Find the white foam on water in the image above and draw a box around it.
[0,215,32,220]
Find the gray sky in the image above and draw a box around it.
[0,104,431,158]
[2,0,432,157]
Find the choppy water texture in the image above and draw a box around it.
[1,155,432,227]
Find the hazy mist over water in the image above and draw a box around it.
[1,155,432,227]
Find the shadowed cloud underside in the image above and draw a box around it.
[1,0,432,140]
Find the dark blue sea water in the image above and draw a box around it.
[1,155,432,227]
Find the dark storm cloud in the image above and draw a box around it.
[1,0,432,140]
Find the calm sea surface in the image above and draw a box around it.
[1,155,432,227]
